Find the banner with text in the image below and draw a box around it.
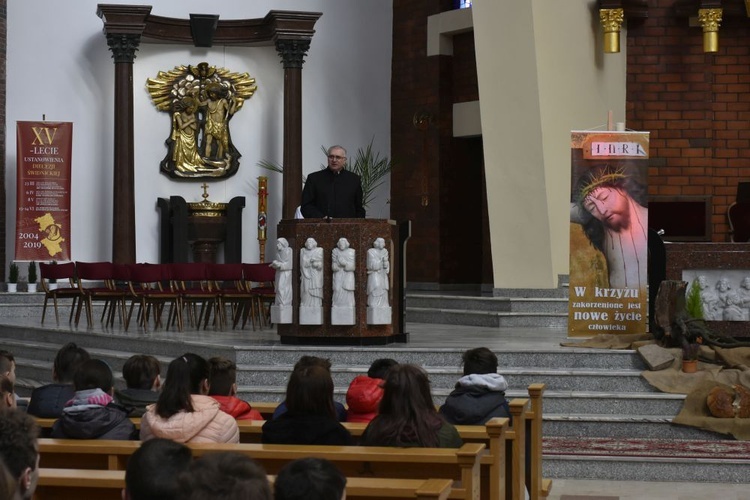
[569,130,649,336]
[15,121,72,261]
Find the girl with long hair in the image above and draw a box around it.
[361,364,462,448]
[140,353,239,443]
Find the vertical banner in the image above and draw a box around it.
[15,121,72,261]
[569,131,649,336]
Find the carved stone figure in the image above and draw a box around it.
[717,277,744,321]
[300,238,324,308]
[739,276,750,321]
[367,238,390,308]
[270,238,293,307]
[332,238,356,308]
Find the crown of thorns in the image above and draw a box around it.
[576,166,628,204]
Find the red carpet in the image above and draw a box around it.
[543,436,750,460]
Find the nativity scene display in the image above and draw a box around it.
[146,62,257,179]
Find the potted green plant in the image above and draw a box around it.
[682,343,700,373]
[7,262,19,293]
[27,261,38,293]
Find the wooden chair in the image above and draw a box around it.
[242,263,276,328]
[126,263,182,331]
[209,263,255,329]
[75,261,127,328]
[39,262,81,324]
[169,262,218,329]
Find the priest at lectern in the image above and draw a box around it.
[301,145,366,219]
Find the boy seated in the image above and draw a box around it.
[208,356,262,420]
[115,354,161,417]
[51,358,137,440]
[0,375,15,410]
[439,347,510,425]
[28,342,90,418]
[345,358,398,423]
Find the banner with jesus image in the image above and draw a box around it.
[568,131,649,336]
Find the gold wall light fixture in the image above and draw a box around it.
[600,8,625,53]
[698,8,722,53]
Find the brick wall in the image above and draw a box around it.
[627,1,750,241]
[391,0,491,287]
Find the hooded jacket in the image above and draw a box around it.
[50,388,137,440]
[210,395,263,421]
[114,388,160,417]
[27,383,75,418]
[140,394,240,443]
[439,373,511,425]
[345,375,384,423]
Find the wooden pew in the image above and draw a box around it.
[35,468,453,500]
[38,440,484,500]
[526,383,552,500]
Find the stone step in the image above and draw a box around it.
[406,295,568,314]
[406,307,568,328]
[541,414,728,441]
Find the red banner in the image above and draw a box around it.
[15,121,72,261]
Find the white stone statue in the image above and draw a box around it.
[332,238,356,308]
[270,238,293,307]
[367,238,390,308]
[739,276,750,321]
[717,277,743,321]
[299,237,324,313]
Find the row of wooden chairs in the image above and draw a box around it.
[38,261,276,332]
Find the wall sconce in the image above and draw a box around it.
[698,8,722,53]
[600,8,625,53]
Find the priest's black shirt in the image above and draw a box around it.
[300,168,366,218]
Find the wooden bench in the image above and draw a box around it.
[35,468,453,500]
[38,440,484,500]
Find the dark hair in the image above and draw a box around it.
[126,438,192,500]
[155,353,209,419]
[462,348,498,376]
[53,342,90,383]
[208,357,236,396]
[574,163,648,253]
[0,409,39,480]
[73,359,113,392]
[294,355,331,372]
[123,355,161,390]
[367,358,399,379]
[362,364,442,448]
[0,351,14,377]
[286,365,336,419]
[274,457,346,500]
[0,456,16,500]
[177,452,271,500]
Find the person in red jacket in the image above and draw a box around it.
[207,357,262,421]
[345,358,398,423]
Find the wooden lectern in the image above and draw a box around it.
[276,218,408,345]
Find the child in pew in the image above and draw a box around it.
[140,353,239,444]
[0,375,15,410]
[361,364,463,448]
[177,451,272,500]
[123,438,192,500]
[274,457,347,500]
[272,355,347,422]
[115,354,162,417]
[51,358,137,440]
[0,350,25,412]
[439,347,511,425]
[0,409,40,500]
[27,342,90,419]
[262,364,353,446]
[208,356,263,420]
[345,358,398,423]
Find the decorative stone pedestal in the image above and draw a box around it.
[367,306,392,325]
[299,306,323,325]
[271,305,292,324]
[331,307,355,325]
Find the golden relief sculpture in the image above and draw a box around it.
[146,62,257,179]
